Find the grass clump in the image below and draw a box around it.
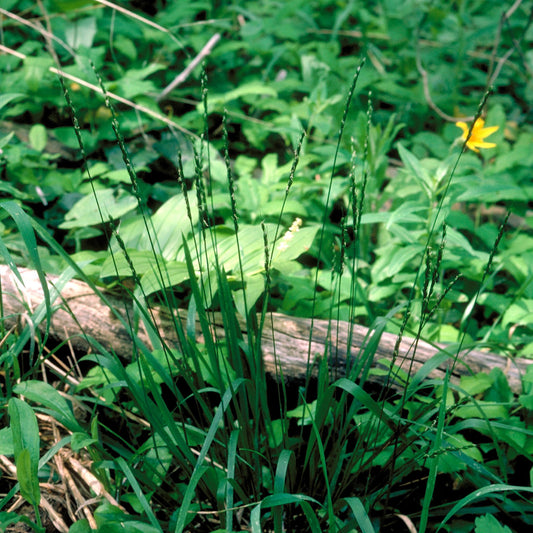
[1,1,533,532]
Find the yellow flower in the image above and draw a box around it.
[456,118,499,153]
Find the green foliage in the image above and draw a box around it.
[8,398,42,529]
[1,0,533,531]
[475,514,513,533]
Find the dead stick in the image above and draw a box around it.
[157,33,221,101]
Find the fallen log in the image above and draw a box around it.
[1,265,530,394]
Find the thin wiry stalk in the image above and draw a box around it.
[381,90,495,509]
[305,59,365,378]
[64,63,215,497]
[388,88,494,389]
[328,219,347,381]
[453,212,510,371]
[260,221,290,448]
[89,62,177,329]
[57,75,154,433]
[222,111,252,324]
[268,130,306,269]
[88,63,195,427]
[345,95,373,374]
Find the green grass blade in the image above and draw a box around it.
[174,379,247,533]
[438,484,533,531]
[181,237,221,387]
[342,497,375,533]
[300,391,335,530]
[272,449,293,532]
[117,456,163,532]
[419,371,449,533]
[0,237,23,283]
[222,429,239,532]
[0,200,51,328]
[250,493,323,533]
[333,378,398,429]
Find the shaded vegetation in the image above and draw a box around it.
[1,0,533,532]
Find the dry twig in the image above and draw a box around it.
[0,44,196,137]
[415,0,529,123]
[157,33,221,101]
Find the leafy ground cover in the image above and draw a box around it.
[1,0,533,531]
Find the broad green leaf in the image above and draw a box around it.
[150,194,198,258]
[60,188,138,229]
[397,142,433,197]
[502,299,533,328]
[100,250,165,279]
[16,449,41,507]
[271,225,319,264]
[65,16,97,49]
[454,401,508,420]
[436,433,483,473]
[0,427,14,455]
[286,399,320,425]
[519,387,533,410]
[68,519,93,533]
[446,227,484,259]
[486,368,512,403]
[116,78,158,100]
[0,512,22,530]
[14,381,84,433]
[493,417,528,451]
[123,63,167,81]
[360,202,426,227]
[50,0,93,10]
[0,94,25,113]
[457,178,526,202]
[212,225,266,274]
[204,81,278,112]
[23,56,53,92]
[475,514,512,533]
[28,124,47,152]
[233,274,265,318]
[8,398,40,468]
[70,433,98,452]
[459,373,493,397]
[53,126,98,152]
[372,243,424,282]
[114,194,197,259]
[492,132,533,172]
[8,399,41,507]
[140,261,190,295]
[0,132,15,151]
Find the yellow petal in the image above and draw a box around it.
[478,125,499,138]
[472,141,497,149]
[456,117,499,152]
[456,121,468,135]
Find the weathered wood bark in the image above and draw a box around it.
[1,265,530,393]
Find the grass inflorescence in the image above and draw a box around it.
[1,2,532,532]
